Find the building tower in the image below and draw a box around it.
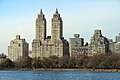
[36,9,46,41]
[51,9,63,41]
[32,9,46,58]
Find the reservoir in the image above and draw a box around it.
[0,70,120,80]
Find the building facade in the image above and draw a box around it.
[69,34,88,58]
[112,33,120,53]
[89,30,109,56]
[114,42,120,53]
[69,30,120,57]
[116,33,120,42]
[8,35,29,62]
[32,9,69,59]
[109,39,116,53]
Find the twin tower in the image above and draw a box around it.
[32,9,69,58]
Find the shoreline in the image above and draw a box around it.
[1,68,120,72]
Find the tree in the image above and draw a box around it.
[68,57,76,68]
[49,55,59,68]
[0,58,14,68]
[32,57,43,68]
[102,53,120,69]
[59,56,70,68]
[42,57,51,68]
[74,55,87,68]
[87,54,104,69]
[16,57,32,68]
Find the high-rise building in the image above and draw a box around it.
[32,9,69,59]
[8,35,29,62]
[69,34,89,58]
[89,30,109,56]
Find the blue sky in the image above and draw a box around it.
[0,0,120,55]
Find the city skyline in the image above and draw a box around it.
[0,0,120,54]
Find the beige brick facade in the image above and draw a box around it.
[8,35,29,62]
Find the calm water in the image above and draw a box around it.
[0,70,120,80]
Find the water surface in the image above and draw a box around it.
[0,70,120,80]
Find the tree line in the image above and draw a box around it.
[1,53,120,69]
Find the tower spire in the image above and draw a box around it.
[55,8,58,14]
[40,9,43,14]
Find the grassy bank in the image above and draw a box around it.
[1,68,120,72]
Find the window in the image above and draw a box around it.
[18,44,21,47]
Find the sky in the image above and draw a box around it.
[0,0,120,55]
